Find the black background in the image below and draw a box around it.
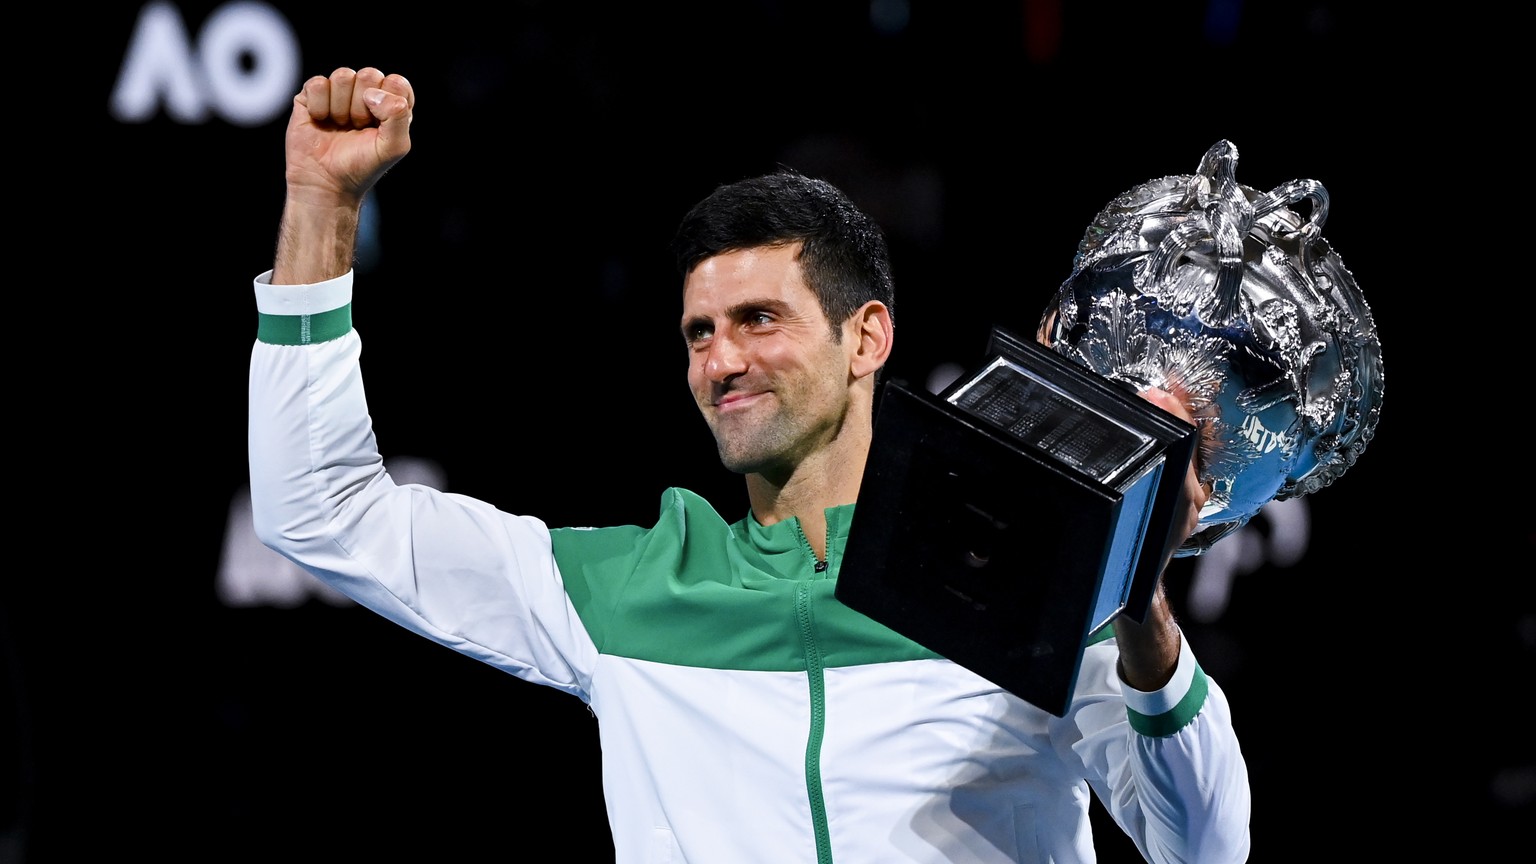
[7,2,1524,861]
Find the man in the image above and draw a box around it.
[249,66,1251,863]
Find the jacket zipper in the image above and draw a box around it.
[796,581,833,863]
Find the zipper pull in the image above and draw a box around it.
[815,560,828,573]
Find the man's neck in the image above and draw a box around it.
[745,446,868,562]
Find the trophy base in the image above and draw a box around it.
[835,328,1197,716]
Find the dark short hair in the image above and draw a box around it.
[671,168,895,332]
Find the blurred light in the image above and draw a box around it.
[216,456,446,609]
[1204,0,1244,46]
[1187,497,1309,622]
[1023,0,1062,64]
[870,0,910,35]
[357,194,382,273]
[926,361,964,394]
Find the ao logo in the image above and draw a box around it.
[110,1,299,127]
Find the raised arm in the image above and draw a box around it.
[1114,385,1211,691]
[272,66,414,285]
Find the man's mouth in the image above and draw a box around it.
[714,390,764,412]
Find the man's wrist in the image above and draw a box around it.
[272,197,362,285]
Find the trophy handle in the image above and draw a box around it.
[1252,179,1329,239]
[1146,146,1333,330]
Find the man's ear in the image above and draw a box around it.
[847,300,894,380]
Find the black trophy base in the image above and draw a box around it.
[835,328,1197,717]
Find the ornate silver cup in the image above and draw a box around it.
[1037,140,1384,556]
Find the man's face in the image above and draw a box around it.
[681,244,853,478]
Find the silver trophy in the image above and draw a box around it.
[1037,140,1385,555]
[838,140,1384,714]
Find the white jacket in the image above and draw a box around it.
[248,270,1251,864]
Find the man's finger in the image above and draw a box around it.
[299,74,329,124]
[328,67,358,125]
[380,73,414,111]
[351,67,386,128]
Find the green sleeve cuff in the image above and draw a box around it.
[256,303,353,345]
[1126,664,1209,737]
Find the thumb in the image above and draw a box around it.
[364,86,413,163]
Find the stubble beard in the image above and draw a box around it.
[711,413,797,476]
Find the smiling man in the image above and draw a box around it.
[248,65,1252,863]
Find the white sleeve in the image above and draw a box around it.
[1067,634,1252,863]
[247,270,598,700]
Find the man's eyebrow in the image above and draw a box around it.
[724,297,791,318]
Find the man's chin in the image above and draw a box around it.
[715,442,777,477]
[716,450,758,475]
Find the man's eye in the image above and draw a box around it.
[746,312,773,326]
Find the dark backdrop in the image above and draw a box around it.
[7,2,1522,861]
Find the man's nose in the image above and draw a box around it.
[704,333,746,381]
